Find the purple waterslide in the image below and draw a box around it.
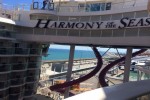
[99,49,147,87]
[50,47,103,91]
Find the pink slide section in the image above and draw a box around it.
[50,47,103,91]
[99,49,147,87]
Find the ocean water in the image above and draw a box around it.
[42,48,101,61]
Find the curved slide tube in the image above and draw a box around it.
[50,47,103,91]
[99,49,147,87]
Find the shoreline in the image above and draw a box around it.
[42,58,97,63]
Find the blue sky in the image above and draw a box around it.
[3,0,32,5]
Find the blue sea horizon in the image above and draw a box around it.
[42,48,104,61]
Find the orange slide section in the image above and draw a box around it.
[50,47,103,93]
[99,49,147,87]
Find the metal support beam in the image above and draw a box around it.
[123,47,133,82]
[102,48,111,56]
[115,48,122,58]
[64,45,75,98]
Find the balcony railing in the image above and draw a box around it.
[136,66,150,81]
[10,78,25,86]
[0,77,37,88]
[9,86,24,94]
[0,90,9,100]
[25,83,37,90]
[26,76,39,83]
[12,63,27,71]
[10,72,26,79]
[27,62,40,69]
[0,64,11,72]
[0,81,9,89]
[29,48,41,55]
[0,62,41,73]
[0,0,148,21]
[31,0,148,13]
[0,47,42,55]
[0,48,13,55]
[14,48,29,55]
[27,69,40,77]
[9,92,24,100]
[128,66,150,100]
[0,30,13,38]
[24,89,35,97]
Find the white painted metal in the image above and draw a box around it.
[64,80,150,100]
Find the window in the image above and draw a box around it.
[78,3,85,11]
[85,2,111,12]
[106,2,111,10]
[33,2,39,9]
[90,3,100,11]
[100,3,106,11]
[86,4,91,12]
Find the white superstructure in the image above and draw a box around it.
[0,0,150,99]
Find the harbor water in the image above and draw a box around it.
[42,48,102,61]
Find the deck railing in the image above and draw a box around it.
[0,0,148,21]
[0,47,42,55]
[135,66,150,100]
[136,66,150,81]
[31,0,148,13]
[0,3,30,20]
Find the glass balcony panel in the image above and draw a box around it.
[10,72,25,79]
[14,48,29,55]
[0,81,9,89]
[28,62,39,69]
[10,78,25,86]
[25,83,37,90]
[0,48,30,55]
[0,73,10,81]
[0,48,13,55]
[27,70,40,77]
[23,97,34,100]
[26,76,39,82]
[12,63,27,70]
[9,92,23,100]
[24,90,35,96]
[0,30,12,37]
[0,64,11,72]
[29,48,41,55]
[10,87,24,94]
[0,90,9,99]
[0,82,5,89]
[0,48,6,54]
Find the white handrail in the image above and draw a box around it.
[65,80,150,100]
[136,66,150,75]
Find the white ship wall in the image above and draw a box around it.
[0,0,150,47]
